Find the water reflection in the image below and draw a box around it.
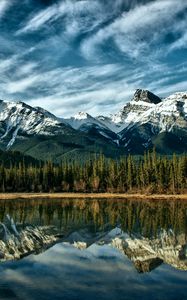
[0,241,187,300]
[0,198,186,237]
[0,198,186,300]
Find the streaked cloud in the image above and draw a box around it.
[81,0,187,61]
[16,0,108,35]
[0,0,186,117]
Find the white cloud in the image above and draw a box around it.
[2,63,120,97]
[0,57,15,72]
[81,0,187,60]
[25,68,142,117]
[2,58,187,118]
[157,80,187,96]
[1,0,186,118]
[5,74,40,93]
[17,0,105,35]
[16,62,38,77]
[17,5,58,33]
[0,0,11,17]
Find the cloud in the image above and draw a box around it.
[5,75,40,93]
[20,64,142,117]
[0,56,18,72]
[169,32,187,51]
[1,57,186,117]
[0,0,11,17]
[0,0,186,118]
[16,62,38,77]
[81,0,187,61]
[17,4,58,33]
[3,63,124,95]
[16,0,106,36]
[157,80,187,96]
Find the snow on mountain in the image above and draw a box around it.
[96,115,122,133]
[0,89,186,153]
[97,89,162,133]
[126,91,187,133]
[115,91,187,152]
[74,112,90,120]
[34,106,59,120]
[64,112,106,130]
[63,111,118,141]
[0,100,70,149]
[98,90,187,143]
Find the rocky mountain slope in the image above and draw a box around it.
[0,100,122,162]
[0,89,186,160]
[65,89,187,154]
[64,112,118,142]
[97,89,162,133]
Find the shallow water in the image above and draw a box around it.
[0,198,187,300]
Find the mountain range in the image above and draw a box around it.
[0,89,186,162]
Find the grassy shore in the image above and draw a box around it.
[0,193,186,200]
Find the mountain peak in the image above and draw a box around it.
[74,112,90,120]
[132,89,162,104]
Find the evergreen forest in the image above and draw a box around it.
[0,150,186,194]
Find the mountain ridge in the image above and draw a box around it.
[0,89,186,161]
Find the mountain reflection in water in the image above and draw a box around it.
[0,198,186,300]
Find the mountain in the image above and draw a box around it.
[0,100,123,162]
[0,89,186,161]
[119,91,187,153]
[97,89,162,134]
[63,112,118,142]
[64,89,187,155]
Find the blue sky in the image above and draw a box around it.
[0,0,187,117]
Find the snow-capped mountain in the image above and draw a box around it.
[63,89,187,154]
[97,89,162,133]
[134,92,187,132]
[118,91,187,153]
[0,89,186,160]
[99,90,186,134]
[0,99,71,149]
[64,112,102,130]
[0,99,121,161]
[63,112,118,142]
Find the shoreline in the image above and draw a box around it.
[0,193,187,200]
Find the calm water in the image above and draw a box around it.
[0,198,187,300]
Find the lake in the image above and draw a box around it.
[0,198,186,300]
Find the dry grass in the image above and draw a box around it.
[0,193,186,200]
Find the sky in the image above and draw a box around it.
[0,0,187,117]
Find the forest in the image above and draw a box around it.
[0,150,186,194]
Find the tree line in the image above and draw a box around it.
[0,150,186,193]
